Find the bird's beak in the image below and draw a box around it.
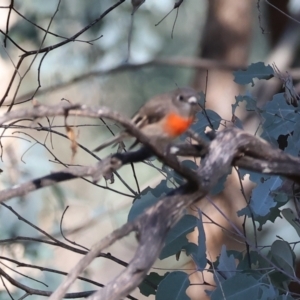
[187,96,197,104]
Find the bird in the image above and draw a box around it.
[93,87,199,152]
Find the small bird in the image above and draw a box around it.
[93,87,199,152]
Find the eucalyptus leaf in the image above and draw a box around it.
[275,294,294,300]
[237,175,290,229]
[270,240,295,277]
[210,273,260,300]
[216,245,236,279]
[190,109,221,138]
[139,272,167,297]
[261,93,299,143]
[156,271,190,300]
[238,176,282,218]
[190,210,207,271]
[259,284,278,300]
[233,94,258,114]
[160,215,197,260]
[285,119,300,157]
[128,181,174,222]
[233,62,274,86]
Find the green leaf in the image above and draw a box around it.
[128,189,158,222]
[275,295,294,300]
[150,179,174,197]
[128,191,158,222]
[128,181,173,222]
[285,119,300,156]
[258,284,278,299]
[190,210,206,270]
[156,271,190,300]
[261,93,298,143]
[160,215,197,260]
[189,109,221,139]
[173,160,198,186]
[233,62,274,86]
[232,94,258,114]
[182,242,198,256]
[216,245,237,280]
[238,176,282,218]
[236,250,263,271]
[251,176,282,216]
[281,208,300,237]
[237,205,282,231]
[139,272,167,297]
[209,273,260,300]
[262,93,295,120]
[231,114,244,129]
[270,240,295,278]
[237,175,289,230]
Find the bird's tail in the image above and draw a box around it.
[93,133,127,152]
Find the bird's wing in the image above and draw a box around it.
[131,94,170,127]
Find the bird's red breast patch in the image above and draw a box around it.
[164,113,194,137]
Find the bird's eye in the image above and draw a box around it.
[177,95,184,101]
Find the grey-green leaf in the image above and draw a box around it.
[156,271,190,300]
[191,210,207,271]
[217,245,236,279]
[238,176,282,219]
[233,62,274,86]
[270,240,295,277]
[160,215,197,259]
[210,273,260,300]
[139,272,167,296]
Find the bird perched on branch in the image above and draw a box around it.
[93,87,199,152]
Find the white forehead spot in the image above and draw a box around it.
[188,96,197,104]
